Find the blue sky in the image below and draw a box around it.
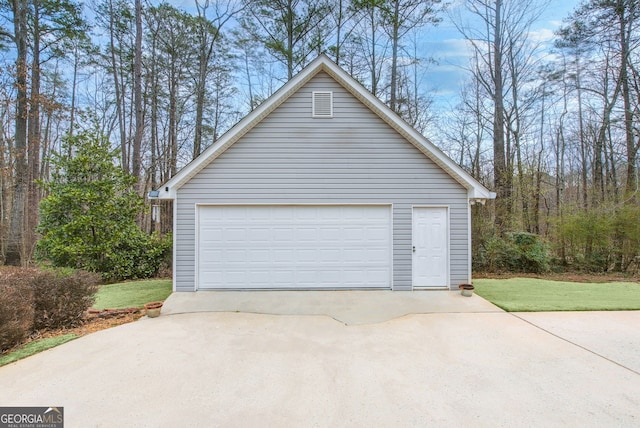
[420,0,581,113]
[160,0,581,117]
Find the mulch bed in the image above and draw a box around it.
[2,308,147,358]
[33,308,146,340]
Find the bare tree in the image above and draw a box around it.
[192,0,243,158]
[132,0,143,186]
[451,0,548,233]
[379,0,441,113]
[96,0,135,172]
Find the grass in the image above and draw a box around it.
[93,279,173,309]
[474,277,640,312]
[0,334,78,367]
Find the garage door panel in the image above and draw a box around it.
[248,249,270,262]
[273,270,295,283]
[274,207,294,221]
[365,269,390,282]
[319,249,340,262]
[317,270,341,283]
[297,228,318,241]
[225,228,247,241]
[367,227,391,241]
[367,248,390,262]
[249,228,271,241]
[322,227,341,241]
[197,205,392,289]
[225,270,246,283]
[274,228,294,241]
[271,249,293,260]
[225,249,247,263]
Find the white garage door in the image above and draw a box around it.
[197,205,392,289]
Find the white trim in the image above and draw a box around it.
[194,203,200,291]
[467,201,472,285]
[172,196,178,292]
[194,202,393,207]
[152,55,495,202]
[390,204,394,291]
[194,203,393,290]
[411,205,450,290]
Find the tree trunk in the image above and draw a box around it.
[169,66,178,177]
[370,6,378,96]
[108,0,128,173]
[334,0,343,64]
[389,0,400,113]
[132,0,143,187]
[69,43,79,136]
[575,56,588,210]
[286,0,294,80]
[619,6,637,201]
[492,0,509,234]
[7,0,29,266]
[25,1,43,263]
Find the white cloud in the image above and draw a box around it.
[528,28,556,44]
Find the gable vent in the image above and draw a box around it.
[312,91,333,118]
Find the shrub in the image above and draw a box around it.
[508,232,551,273]
[0,269,36,352]
[477,232,551,273]
[480,235,518,272]
[0,268,100,352]
[612,205,640,271]
[100,232,172,282]
[31,270,101,330]
[554,210,613,272]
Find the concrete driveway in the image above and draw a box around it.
[1,292,639,427]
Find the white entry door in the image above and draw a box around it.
[412,207,448,288]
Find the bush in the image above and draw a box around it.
[0,268,100,352]
[0,270,35,353]
[555,210,613,272]
[101,232,172,282]
[612,205,640,271]
[32,270,101,330]
[477,232,551,273]
[508,232,551,273]
[479,235,517,272]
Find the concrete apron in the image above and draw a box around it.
[161,290,503,325]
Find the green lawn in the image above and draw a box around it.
[93,279,173,309]
[474,278,640,312]
[0,334,78,367]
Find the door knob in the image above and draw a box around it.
[412,246,416,253]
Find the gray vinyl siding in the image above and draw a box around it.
[174,71,469,291]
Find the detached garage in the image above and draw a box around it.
[151,55,494,292]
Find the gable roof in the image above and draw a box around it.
[151,54,495,201]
